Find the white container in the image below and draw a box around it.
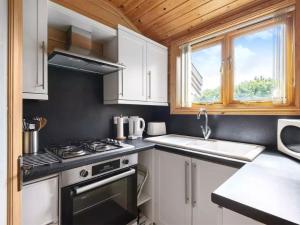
[147,122,166,136]
[116,116,126,140]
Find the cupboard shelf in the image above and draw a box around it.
[137,192,151,207]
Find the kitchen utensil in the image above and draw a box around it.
[128,116,145,139]
[147,122,167,136]
[33,117,47,131]
[23,130,39,154]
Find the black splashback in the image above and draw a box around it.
[24,66,300,150]
[23,66,165,148]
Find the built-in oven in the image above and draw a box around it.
[60,154,138,225]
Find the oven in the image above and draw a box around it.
[60,154,138,225]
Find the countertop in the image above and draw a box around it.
[212,151,300,225]
[24,138,246,182]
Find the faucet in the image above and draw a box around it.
[197,108,211,140]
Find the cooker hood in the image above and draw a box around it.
[48,26,125,75]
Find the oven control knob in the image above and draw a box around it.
[122,159,129,165]
[80,169,89,177]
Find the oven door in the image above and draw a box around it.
[61,166,137,225]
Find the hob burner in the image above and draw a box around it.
[45,138,133,161]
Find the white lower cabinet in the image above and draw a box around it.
[222,208,264,225]
[192,159,238,225]
[154,150,241,225]
[154,150,192,225]
[22,175,59,225]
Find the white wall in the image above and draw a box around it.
[0,0,8,224]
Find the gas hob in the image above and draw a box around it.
[46,138,134,162]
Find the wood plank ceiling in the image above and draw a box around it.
[108,0,271,43]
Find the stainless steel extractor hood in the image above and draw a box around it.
[48,26,125,75]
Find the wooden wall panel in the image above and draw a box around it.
[110,0,274,43]
[295,0,300,108]
[7,0,23,224]
[52,0,140,33]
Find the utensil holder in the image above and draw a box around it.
[23,130,39,154]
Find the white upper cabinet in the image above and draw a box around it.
[23,0,48,100]
[118,29,147,101]
[146,42,168,103]
[103,25,168,106]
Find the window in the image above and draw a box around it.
[191,41,222,104]
[231,22,288,104]
[174,10,296,115]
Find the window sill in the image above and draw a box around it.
[170,105,300,115]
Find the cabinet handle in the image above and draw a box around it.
[191,162,197,208]
[120,68,124,97]
[185,161,190,204]
[17,156,23,191]
[148,71,151,99]
[37,41,45,88]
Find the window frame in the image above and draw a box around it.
[170,9,299,115]
[227,15,295,106]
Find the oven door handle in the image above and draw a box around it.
[74,168,136,195]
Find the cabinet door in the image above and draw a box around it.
[192,159,238,225]
[146,42,168,103]
[22,176,58,225]
[23,0,48,99]
[154,151,192,225]
[222,208,264,225]
[118,29,147,101]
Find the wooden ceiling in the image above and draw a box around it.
[109,0,272,43]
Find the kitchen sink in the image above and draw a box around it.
[146,134,265,162]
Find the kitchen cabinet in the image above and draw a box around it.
[192,159,238,225]
[222,208,263,225]
[154,150,239,225]
[23,0,48,100]
[146,42,168,103]
[22,175,58,225]
[117,29,147,102]
[103,25,168,106]
[154,150,192,225]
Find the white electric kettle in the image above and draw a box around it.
[128,116,145,139]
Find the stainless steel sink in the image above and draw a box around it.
[146,134,265,162]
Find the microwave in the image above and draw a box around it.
[278,119,300,160]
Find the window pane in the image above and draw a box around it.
[191,43,222,103]
[233,25,285,102]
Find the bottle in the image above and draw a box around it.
[116,115,126,140]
